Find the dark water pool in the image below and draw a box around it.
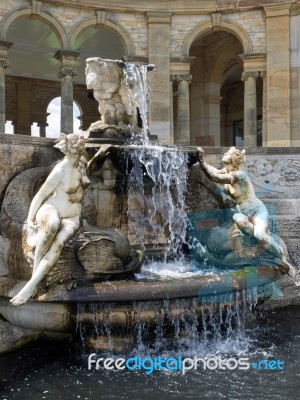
[1,306,300,400]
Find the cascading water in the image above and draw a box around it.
[123,63,150,142]
[127,145,189,259]
[74,286,265,357]
[74,60,269,356]
[121,61,190,260]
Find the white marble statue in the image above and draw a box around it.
[198,146,295,277]
[86,57,135,131]
[10,133,91,306]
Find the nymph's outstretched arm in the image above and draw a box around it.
[197,147,235,184]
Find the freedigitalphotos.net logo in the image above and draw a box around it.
[88,354,284,375]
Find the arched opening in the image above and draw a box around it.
[46,97,81,138]
[189,31,243,146]
[189,30,261,147]
[5,16,62,135]
[73,26,127,84]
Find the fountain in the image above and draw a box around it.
[0,58,294,353]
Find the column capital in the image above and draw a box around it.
[58,66,77,78]
[0,41,13,51]
[259,71,267,79]
[54,50,80,63]
[0,60,9,69]
[37,121,48,127]
[241,71,259,81]
[0,41,13,65]
[54,50,79,79]
[171,74,192,83]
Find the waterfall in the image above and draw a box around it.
[123,63,150,142]
[127,145,189,259]
[75,288,259,356]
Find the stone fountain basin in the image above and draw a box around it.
[0,266,281,333]
[86,142,200,172]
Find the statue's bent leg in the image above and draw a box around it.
[32,205,61,274]
[10,218,79,306]
[227,213,256,259]
[253,215,295,277]
[232,212,254,236]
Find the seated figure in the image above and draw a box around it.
[198,146,295,277]
[10,134,111,306]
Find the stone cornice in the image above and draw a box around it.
[41,0,291,15]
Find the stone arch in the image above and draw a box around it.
[182,20,253,57]
[221,62,242,86]
[0,7,68,48]
[207,40,242,84]
[69,17,135,57]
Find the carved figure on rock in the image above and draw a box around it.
[85,57,154,137]
[197,146,295,277]
[11,133,90,306]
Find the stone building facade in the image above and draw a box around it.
[0,0,299,147]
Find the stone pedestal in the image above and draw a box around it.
[241,71,259,147]
[147,12,172,143]
[0,41,12,134]
[54,50,79,134]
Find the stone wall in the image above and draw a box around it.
[0,135,59,207]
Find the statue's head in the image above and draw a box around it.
[222,146,246,168]
[85,57,121,93]
[54,133,85,156]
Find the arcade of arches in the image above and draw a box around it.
[0,0,300,147]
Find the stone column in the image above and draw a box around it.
[190,50,205,145]
[174,74,192,145]
[37,121,48,137]
[290,8,300,146]
[169,79,174,144]
[203,91,221,146]
[17,80,32,136]
[147,12,172,143]
[264,3,291,146]
[0,41,13,133]
[260,71,267,147]
[241,71,259,147]
[54,50,79,134]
